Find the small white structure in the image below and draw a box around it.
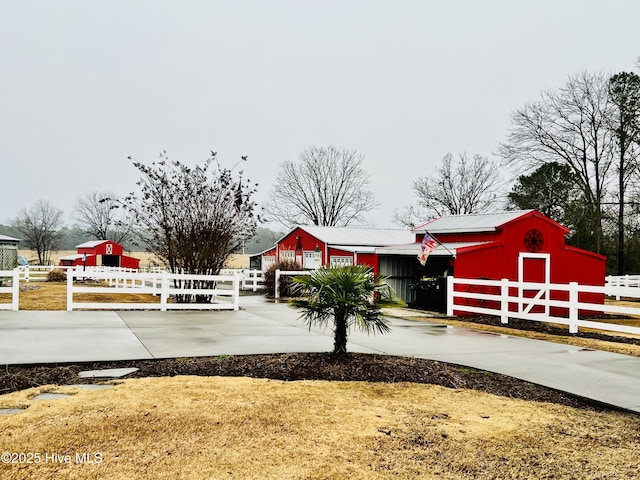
[0,235,20,270]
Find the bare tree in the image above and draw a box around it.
[264,146,378,228]
[394,153,501,227]
[13,199,64,264]
[608,71,640,273]
[499,70,615,253]
[122,151,258,290]
[73,191,134,244]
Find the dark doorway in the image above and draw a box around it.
[102,255,120,267]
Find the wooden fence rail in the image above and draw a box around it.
[605,274,640,300]
[274,270,311,299]
[67,270,240,311]
[0,269,20,311]
[220,269,264,292]
[447,276,640,335]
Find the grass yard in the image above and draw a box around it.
[0,282,162,311]
[1,376,639,479]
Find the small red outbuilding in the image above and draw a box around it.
[412,210,605,285]
[59,240,140,270]
[405,210,606,312]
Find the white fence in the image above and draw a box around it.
[447,276,640,335]
[18,265,75,282]
[221,269,264,292]
[606,275,640,300]
[0,269,20,311]
[67,269,240,311]
[274,269,311,299]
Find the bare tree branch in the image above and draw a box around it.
[394,153,501,227]
[13,199,64,264]
[73,191,135,245]
[498,70,615,252]
[264,146,379,228]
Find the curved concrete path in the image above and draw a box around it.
[1,295,640,413]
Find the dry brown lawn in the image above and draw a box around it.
[0,283,162,311]
[1,376,639,479]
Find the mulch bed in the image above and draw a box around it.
[0,352,614,412]
[2,311,637,413]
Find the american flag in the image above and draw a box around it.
[418,234,439,266]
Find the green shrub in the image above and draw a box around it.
[47,269,67,282]
[263,260,303,298]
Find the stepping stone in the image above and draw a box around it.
[33,393,71,400]
[78,367,139,379]
[0,408,27,415]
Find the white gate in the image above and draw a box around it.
[518,252,550,315]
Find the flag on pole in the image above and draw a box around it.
[418,234,439,266]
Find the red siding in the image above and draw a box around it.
[357,253,379,275]
[449,212,606,316]
[277,228,327,266]
[121,255,141,269]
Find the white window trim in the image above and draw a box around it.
[330,256,353,267]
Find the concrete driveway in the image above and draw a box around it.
[1,295,640,413]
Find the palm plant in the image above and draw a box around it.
[291,265,392,356]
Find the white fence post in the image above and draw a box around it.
[249,270,258,292]
[446,276,454,317]
[500,278,509,324]
[568,282,579,334]
[66,269,74,311]
[11,268,19,311]
[160,270,169,311]
[234,271,240,310]
[275,269,281,299]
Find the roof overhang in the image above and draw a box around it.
[375,241,491,257]
[330,245,377,254]
[0,234,20,243]
[59,254,96,261]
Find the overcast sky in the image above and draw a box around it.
[1,1,638,229]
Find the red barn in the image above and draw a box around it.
[256,226,414,274]
[399,210,606,312]
[59,240,140,270]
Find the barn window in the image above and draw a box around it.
[330,256,353,267]
[280,250,295,262]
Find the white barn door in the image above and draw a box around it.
[518,252,550,315]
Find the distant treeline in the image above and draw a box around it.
[0,224,283,255]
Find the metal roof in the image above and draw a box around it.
[412,210,534,234]
[0,234,20,243]
[59,253,96,261]
[75,240,109,248]
[331,245,378,254]
[375,241,491,257]
[298,226,414,247]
